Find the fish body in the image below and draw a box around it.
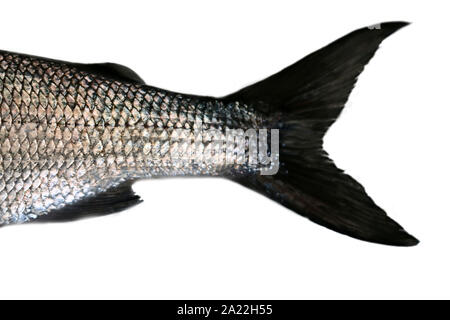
[0,22,418,246]
[0,50,266,224]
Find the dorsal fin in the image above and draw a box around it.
[72,62,146,84]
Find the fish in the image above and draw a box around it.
[0,21,418,246]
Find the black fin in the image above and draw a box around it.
[36,181,142,223]
[227,22,418,246]
[73,62,146,84]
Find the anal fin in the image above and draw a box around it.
[36,181,142,223]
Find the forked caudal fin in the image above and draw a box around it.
[225,22,418,246]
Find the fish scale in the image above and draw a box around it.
[0,51,261,224]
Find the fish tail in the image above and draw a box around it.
[225,22,418,246]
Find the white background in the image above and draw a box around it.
[0,0,448,299]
